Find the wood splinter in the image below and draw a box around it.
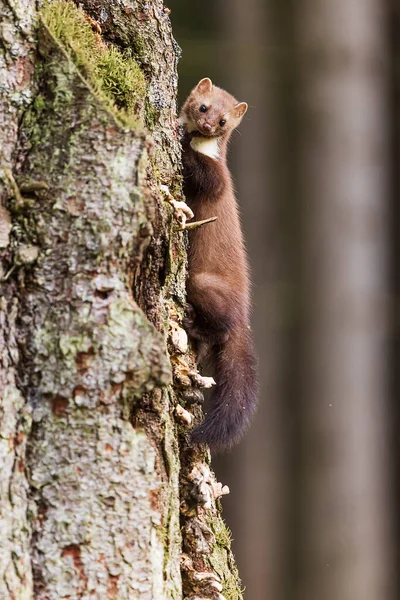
[1,167,23,205]
[178,216,217,231]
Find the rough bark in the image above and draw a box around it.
[0,1,243,598]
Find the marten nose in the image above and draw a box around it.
[203,123,212,132]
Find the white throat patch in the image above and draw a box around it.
[190,137,220,160]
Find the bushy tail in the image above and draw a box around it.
[191,326,259,452]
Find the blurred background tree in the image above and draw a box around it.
[168,0,398,598]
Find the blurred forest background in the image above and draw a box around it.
[167,0,399,599]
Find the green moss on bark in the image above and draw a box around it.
[208,516,244,600]
[41,0,146,127]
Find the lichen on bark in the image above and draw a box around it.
[0,1,244,599]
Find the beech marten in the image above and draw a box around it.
[180,77,259,452]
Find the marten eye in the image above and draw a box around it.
[219,119,226,126]
[199,105,208,113]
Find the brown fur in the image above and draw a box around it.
[180,79,258,452]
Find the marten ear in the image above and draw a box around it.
[196,78,213,94]
[232,102,248,119]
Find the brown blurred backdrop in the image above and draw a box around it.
[167,1,399,598]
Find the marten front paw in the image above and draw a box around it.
[182,303,196,334]
[183,305,207,343]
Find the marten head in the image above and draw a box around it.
[180,78,248,139]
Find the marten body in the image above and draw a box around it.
[180,78,258,452]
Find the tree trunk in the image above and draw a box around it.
[295,1,395,598]
[0,1,242,598]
